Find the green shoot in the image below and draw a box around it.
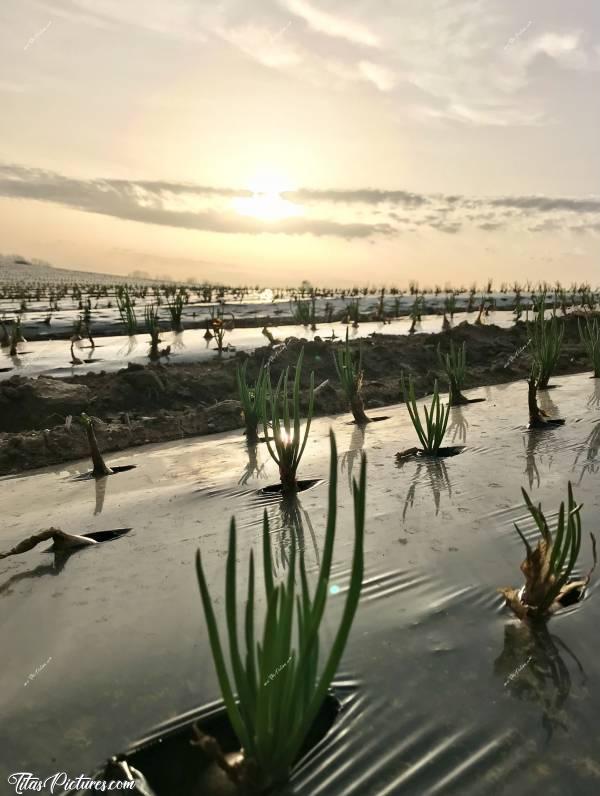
[208,303,233,354]
[400,375,450,455]
[291,299,311,325]
[236,361,268,444]
[579,316,600,378]
[529,294,564,389]
[262,348,314,493]
[444,293,456,320]
[116,287,137,335]
[194,431,366,792]
[0,321,9,348]
[333,329,370,424]
[344,299,360,327]
[376,288,386,321]
[166,289,186,332]
[437,340,468,406]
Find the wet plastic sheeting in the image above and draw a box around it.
[2,372,600,795]
[0,310,519,381]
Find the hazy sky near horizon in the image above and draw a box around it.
[1,0,599,286]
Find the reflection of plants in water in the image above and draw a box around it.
[396,455,452,519]
[238,443,267,486]
[528,366,564,428]
[272,493,321,572]
[70,334,83,365]
[494,622,586,743]
[0,552,71,597]
[340,425,366,491]
[586,380,600,410]
[194,431,365,793]
[170,331,186,351]
[538,389,560,418]
[572,421,600,484]
[448,406,469,444]
[499,483,597,621]
[94,475,108,515]
[523,432,542,490]
[117,335,138,358]
[1,528,129,596]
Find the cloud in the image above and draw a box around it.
[0,164,391,239]
[479,222,505,231]
[490,196,600,213]
[2,163,600,241]
[282,0,379,47]
[283,188,428,206]
[516,32,588,70]
[34,1,600,131]
[59,0,209,41]
[358,61,397,92]
[416,102,545,127]
[218,23,303,68]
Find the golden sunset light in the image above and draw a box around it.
[231,169,303,221]
[2,7,600,791]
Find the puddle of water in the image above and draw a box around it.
[1,372,600,793]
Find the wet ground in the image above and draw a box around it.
[0,315,594,476]
[2,373,600,794]
[1,311,523,381]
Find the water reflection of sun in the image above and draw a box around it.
[232,171,303,221]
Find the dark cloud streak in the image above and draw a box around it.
[2,163,600,239]
[0,164,390,239]
[283,188,428,206]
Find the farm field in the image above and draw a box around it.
[3,2,599,791]
[2,373,600,795]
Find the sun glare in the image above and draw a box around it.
[232,169,303,222]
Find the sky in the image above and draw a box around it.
[0,0,599,287]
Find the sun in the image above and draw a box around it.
[231,170,303,222]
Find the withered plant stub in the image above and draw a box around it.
[499,483,597,622]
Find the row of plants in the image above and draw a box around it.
[36,307,599,794]
[66,303,598,486]
[115,287,189,335]
[5,277,600,329]
[190,409,597,794]
[240,305,599,449]
[26,387,598,796]
[5,277,599,308]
